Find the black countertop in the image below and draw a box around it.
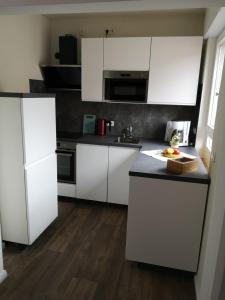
[74,135,209,185]
[130,140,209,184]
[75,135,142,149]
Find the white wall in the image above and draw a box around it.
[195,9,225,300]
[204,7,220,35]
[49,10,204,64]
[195,54,225,300]
[0,15,50,93]
[0,225,7,284]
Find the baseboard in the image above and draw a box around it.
[0,269,7,284]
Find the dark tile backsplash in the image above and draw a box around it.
[29,80,201,144]
[55,91,200,145]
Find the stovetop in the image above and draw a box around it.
[57,131,83,142]
[57,131,83,150]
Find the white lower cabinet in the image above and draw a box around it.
[76,144,108,202]
[126,176,208,272]
[108,147,139,205]
[76,143,139,204]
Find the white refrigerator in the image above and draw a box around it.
[0,95,58,245]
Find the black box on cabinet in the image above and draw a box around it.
[55,35,78,65]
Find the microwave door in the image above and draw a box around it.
[105,79,147,102]
[104,71,148,102]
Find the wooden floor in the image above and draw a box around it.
[0,199,196,300]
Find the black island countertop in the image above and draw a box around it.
[74,135,210,185]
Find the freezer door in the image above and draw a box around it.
[22,97,56,165]
[25,154,58,245]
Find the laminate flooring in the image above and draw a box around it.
[0,199,196,300]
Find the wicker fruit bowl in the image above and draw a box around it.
[167,157,198,174]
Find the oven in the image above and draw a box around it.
[56,141,76,184]
[104,70,149,103]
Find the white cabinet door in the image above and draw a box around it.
[126,177,208,272]
[76,144,108,202]
[104,37,151,71]
[25,154,58,245]
[22,97,56,165]
[108,147,139,205]
[148,37,203,105]
[81,38,103,102]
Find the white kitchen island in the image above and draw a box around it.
[125,142,209,272]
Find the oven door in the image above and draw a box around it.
[56,149,76,184]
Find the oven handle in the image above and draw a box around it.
[56,152,73,157]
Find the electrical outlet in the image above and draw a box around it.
[105,28,114,37]
[79,30,85,37]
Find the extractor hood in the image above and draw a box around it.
[40,64,81,91]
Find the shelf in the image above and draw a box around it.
[41,64,81,68]
[47,88,81,92]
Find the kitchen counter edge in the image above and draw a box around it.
[75,135,210,185]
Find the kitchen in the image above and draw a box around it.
[0,2,225,300]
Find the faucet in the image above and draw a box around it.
[126,125,133,140]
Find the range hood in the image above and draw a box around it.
[40,65,81,91]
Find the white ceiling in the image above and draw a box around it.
[0,0,224,15]
[0,0,127,6]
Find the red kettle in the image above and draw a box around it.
[97,119,105,136]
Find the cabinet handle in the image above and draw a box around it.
[57,153,73,157]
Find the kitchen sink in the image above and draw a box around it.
[114,137,140,144]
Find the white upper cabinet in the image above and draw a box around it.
[81,38,103,102]
[104,37,151,71]
[147,37,203,106]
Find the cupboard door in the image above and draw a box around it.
[104,37,151,71]
[126,177,208,272]
[108,147,139,205]
[76,144,108,202]
[148,37,203,105]
[25,154,58,245]
[81,38,103,102]
[22,97,56,165]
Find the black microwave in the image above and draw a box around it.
[104,70,149,103]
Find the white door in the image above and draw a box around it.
[22,97,56,165]
[25,154,58,245]
[104,37,151,71]
[108,147,139,205]
[148,37,203,105]
[81,38,103,102]
[76,144,108,202]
